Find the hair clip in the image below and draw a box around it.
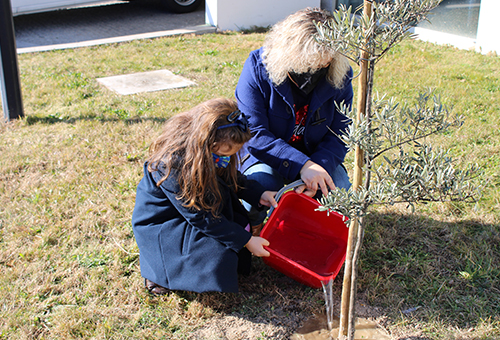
[217,110,249,132]
[228,110,242,122]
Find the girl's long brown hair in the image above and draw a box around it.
[147,98,251,216]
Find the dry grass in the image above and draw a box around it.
[0,33,499,339]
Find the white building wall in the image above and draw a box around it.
[476,0,499,55]
[205,0,321,32]
[206,0,499,56]
[411,27,477,52]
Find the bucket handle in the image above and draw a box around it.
[267,179,305,216]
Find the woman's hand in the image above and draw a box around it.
[299,160,335,197]
[259,191,278,209]
[246,236,270,257]
[294,184,314,197]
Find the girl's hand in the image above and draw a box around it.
[246,236,270,257]
[299,160,336,197]
[259,191,278,209]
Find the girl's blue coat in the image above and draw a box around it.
[132,163,265,293]
[235,48,353,180]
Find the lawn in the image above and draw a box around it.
[0,32,499,339]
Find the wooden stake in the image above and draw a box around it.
[338,1,372,339]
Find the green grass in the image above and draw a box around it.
[1,33,499,339]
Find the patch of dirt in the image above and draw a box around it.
[188,299,390,340]
[189,314,289,339]
[186,259,393,340]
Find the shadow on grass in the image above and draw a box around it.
[24,114,169,125]
[144,211,499,338]
[146,258,329,338]
[360,211,500,330]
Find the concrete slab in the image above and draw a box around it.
[14,2,214,54]
[16,25,216,54]
[97,69,196,95]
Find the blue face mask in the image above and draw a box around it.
[212,153,231,168]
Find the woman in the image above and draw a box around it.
[235,7,354,228]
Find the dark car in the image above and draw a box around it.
[11,0,202,15]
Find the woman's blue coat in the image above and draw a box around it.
[235,47,353,180]
[132,163,265,293]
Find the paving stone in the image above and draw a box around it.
[96,69,196,95]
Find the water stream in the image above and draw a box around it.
[322,280,335,331]
[290,279,391,340]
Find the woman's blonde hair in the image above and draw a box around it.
[262,7,350,88]
[147,98,252,216]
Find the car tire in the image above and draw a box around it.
[161,0,202,13]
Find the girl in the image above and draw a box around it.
[132,98,277,295]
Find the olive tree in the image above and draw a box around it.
[314,1,482,339]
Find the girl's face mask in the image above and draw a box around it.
[212,153,231,168]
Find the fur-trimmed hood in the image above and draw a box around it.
[261,7,351,89]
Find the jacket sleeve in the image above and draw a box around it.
[235,50,310,180]
[152,170,251,252]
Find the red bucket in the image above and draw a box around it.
[260,190,348,289]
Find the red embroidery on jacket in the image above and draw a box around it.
[289,104,308,144]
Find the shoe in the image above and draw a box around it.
[144,278,169,296]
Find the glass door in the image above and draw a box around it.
[334,0,481,39]
[336,0,364,11]
[417,0,481,39]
